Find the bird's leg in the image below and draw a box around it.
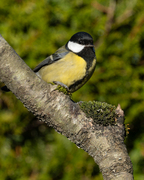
[53,81,70,91]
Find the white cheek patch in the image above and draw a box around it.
[67,41,85,53]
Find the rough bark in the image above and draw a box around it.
[0,35,134,180]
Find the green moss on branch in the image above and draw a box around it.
[78,101,118,126]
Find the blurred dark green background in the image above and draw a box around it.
[0,0,144,179]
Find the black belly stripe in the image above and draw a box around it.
[76,46,95,71]
[68,47,96,92]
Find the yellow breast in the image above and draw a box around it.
[38,52,87,87]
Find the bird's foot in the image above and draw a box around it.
[53,81,70,91]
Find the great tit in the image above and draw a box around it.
[1,32,96,93]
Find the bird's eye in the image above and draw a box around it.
[79,40,83,44]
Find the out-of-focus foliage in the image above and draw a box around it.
[0,0,144,179]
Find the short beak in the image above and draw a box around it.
[85,44,95,47]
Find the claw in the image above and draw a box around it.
[53,81,70,91]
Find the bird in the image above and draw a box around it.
[1,32,96,93]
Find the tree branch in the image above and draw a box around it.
[93,1,134,48]
[93,0,116,48]
[0,35,134,179]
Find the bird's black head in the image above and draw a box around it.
[70,32,93,46]
[66,32,95,54]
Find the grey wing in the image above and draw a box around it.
[33,45,69,72]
